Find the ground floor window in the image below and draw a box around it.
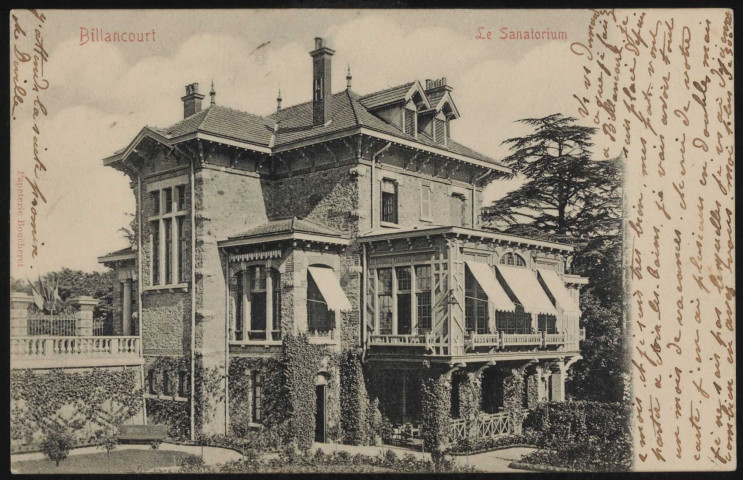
[307,273,334,332]
[251,371,263,423]
[381,370,421,425]
[235,266,281,340]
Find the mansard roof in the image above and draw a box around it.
[219,217,350,248]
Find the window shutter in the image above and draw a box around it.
[421,185,431,219]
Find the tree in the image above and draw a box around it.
[482,113,626,403]
[482,113,621,239]
[41,428,74,467]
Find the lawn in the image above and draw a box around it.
[12,449,197,474]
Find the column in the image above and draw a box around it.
[241,270,250,339]
[70,296,99,336]
[122,279,133,336]
[266,268,273,340]
[550,364,565,402]
[10,293,34,337]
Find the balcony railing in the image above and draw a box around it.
[230,329,339,346]
[368,328,586,355]
[11,336,142,368]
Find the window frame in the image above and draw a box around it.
[500,252,527,267]
[251,371,263,423]
[420,183,432,221]
[381,179,399,224]
[148,183,188,287]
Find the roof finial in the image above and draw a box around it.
[346,65,352,89]
[276,88,282,112]
[209,80,216,106]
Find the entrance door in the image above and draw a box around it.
[315,384,326,443]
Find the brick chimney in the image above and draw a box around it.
[181,83,204,118]
[309,37,334,126]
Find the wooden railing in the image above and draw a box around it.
[448,410,525,443]
[11,336,140,365]
[368,334,427,346]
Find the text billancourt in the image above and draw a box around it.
[475,27,568,40]
[79,27,156,46]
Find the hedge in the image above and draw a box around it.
[521,400,632,471]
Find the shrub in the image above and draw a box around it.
[95,430,118,459]
[521,401,632,471]
[41,428,74,467]
[420,367,451,458]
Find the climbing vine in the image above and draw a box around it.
[502,366,526,427]
[144,356,191,439]
[339,350,370,445]
[420,364,452,461]
[281,333,324,451]
[10,368,142,449]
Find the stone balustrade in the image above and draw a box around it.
[11,336,143,369]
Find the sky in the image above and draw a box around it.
[10,9,594,275]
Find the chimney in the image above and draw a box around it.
[309,37,334,126]
[181,83,204,118]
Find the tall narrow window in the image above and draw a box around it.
[396,267,412,335]
[377,268,393,334]
[164,218,172,285]
[178,371,188,397]
[147,369,156,394]
[151,221,160,285]
[307,273,333,332]
[162,370,171,395]
[272,274,282,336]
[250,266,267,340]
[538,314,557,334]
[176,185,186,211]
[163,187,173,213]
[252,371,263,423]
[415,265,432,332]
[381,180,398,224]
[235,273,245,341]
[420,184,432,221]
[177,217,186,283]
[451,194,466,227]
[151,191,161,215]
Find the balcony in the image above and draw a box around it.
[367,328,585,358]
[11,336,143,369]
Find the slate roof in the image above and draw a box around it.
[227,217,344,240]
[97,246,136,263]
[160,105,274,146]
[130,82,503,167]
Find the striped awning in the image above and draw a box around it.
[465,261,515,312]
[308,266,352,312]
[538,269,581,315]
[496,265,557,316]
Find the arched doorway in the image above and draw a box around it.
[315,373,329,443]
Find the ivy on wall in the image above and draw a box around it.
[453,370,482,422]
[526,370,540,410]
[420,363,452,459]
[339,350,370,445]
[194,354,225,436]
[502,366,526,427]
[281,333,324,451]
[10,368,142,449]
[145,356,191,439]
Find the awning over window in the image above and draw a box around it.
[496,265,557,316]
[465,261,515,312]
[307,266,352,312]
[538,269,581,315]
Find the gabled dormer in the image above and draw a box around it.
[359,80,430,139]
[423,77,460,146]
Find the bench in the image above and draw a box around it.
[118,424,169,444]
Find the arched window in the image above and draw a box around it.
[500,252,526,267]
[235,266,281,341]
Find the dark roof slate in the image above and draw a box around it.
[227,217,343,240]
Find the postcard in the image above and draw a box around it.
[9,8,734,473]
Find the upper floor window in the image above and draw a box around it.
[235,266,281,341]
[149,184,188,286]
[450,193,466,227]
[376,265,432,336]
[381,179,398,224]
[500,252,526,267]
[420,184,432,221]
[307,272,334,333]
